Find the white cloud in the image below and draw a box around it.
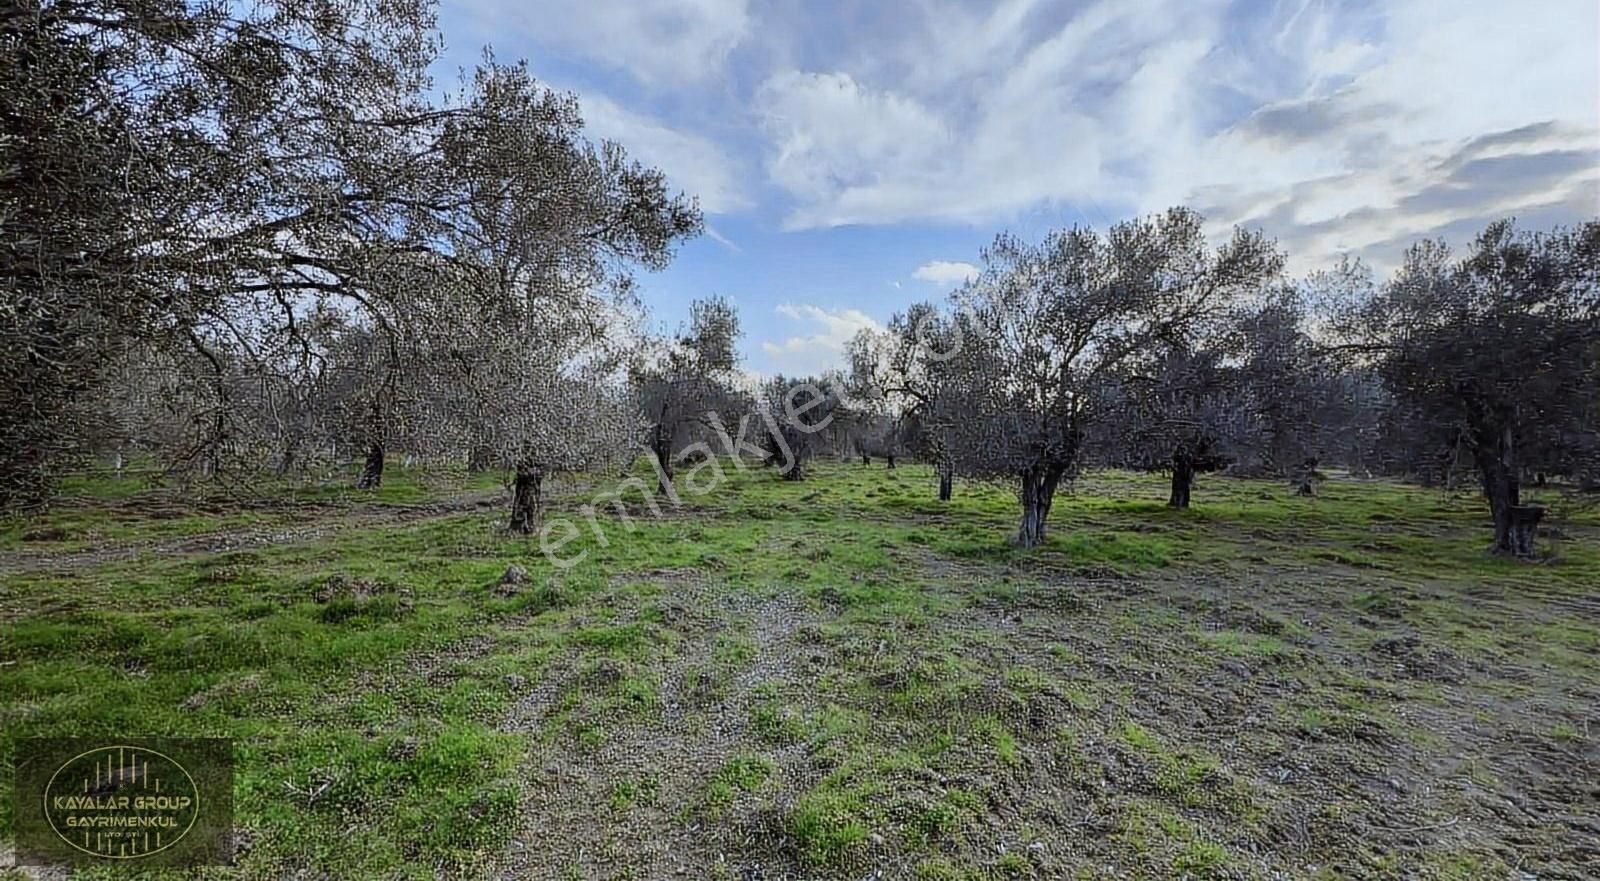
[911,260,979,285]
[567,92,751,215]
[452,0,1598,273]
[756,65,1105,229]
[759,304,883,376]
[750,0,1599,270]
[458,0,750,86]
[757,71,953,220]
[1182,0,1600,271]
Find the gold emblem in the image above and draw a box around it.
[43,745,200,859]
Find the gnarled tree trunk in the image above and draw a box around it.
[937,464,953,502]
[649,423,673,495]
[467,444,495,473]
[1293,457,1320,497]
[356,398,386,489]
[777,425,808,481]
[1483,466,1521,554]
[276,436,300,477]
[1169,440,1227,510]
[1169,454,1194,509]
[1015,464,1064,548]
[509,464,545,534]
[1478,424,1526,556]
[1505,505,1544,558]
[355,444,384,488]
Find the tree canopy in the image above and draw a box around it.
[2,0,701,513]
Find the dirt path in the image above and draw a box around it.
[0,490,506,576]
[497,578,820,880]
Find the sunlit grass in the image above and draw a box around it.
[1,455,1595,876]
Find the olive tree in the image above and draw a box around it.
[365,61,699,523]
[1346,219,1600,556]
[847,304,962,497]
[3,0,442,506]
[1,0,700,511]
[941,208,1283,547]
[1104,347,1247,508]
[1106,290,1341,506]
[758,376,840,481]
[1231,290,1330,479]
[634,296,743,494]
[441,327,638,534]
[315,321,408,489]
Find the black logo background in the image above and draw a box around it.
[13,737,234,867]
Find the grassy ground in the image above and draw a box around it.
[2,460,1597,879]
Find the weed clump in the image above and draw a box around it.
[312,573,412,623]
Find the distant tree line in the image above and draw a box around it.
[841,211,1599,556]
[3,1,1595,557]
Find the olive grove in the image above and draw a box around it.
[933,208,1284,547]
[3,0,1595,563]
[634,296,746,496]
[1,0,700,519]
[1340,220,1600,555]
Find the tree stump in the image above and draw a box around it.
[1506,505,1545,558]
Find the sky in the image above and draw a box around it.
[434,0,1600,378]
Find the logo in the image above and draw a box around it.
[43,745,201,858]
[14,737,233,867]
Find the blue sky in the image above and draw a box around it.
[433,0,1599,378]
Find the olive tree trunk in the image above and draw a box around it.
[1505,505,1544,558]
[509,464,545,534]
[649,423,674,495]
[1477,424,1530,556]
[276,438,300,477]
[1168,456,1194,509]
[1015,464,1064,548]
[355,444,384,488]
[467,444,495,473]
[778,426,808,481]
[1482,461,1524,555]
